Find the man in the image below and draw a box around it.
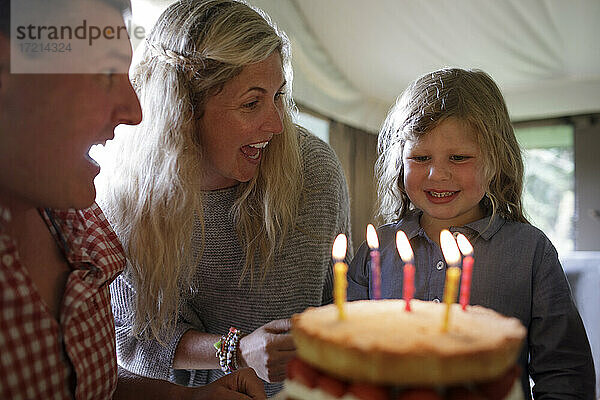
[0,0,265,398]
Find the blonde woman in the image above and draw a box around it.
[97,0,351,396]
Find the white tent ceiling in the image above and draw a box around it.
[133,0,600,133]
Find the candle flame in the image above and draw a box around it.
[440,230,461,266]
[456,233,473,256]
[395,230,414,263]
[366,224,379,249]
[332,233,347,261]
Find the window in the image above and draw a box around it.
[294,110,330,143]
[515,124,574,255]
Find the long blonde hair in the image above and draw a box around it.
[97,0,302,341]
[376,68,528,224]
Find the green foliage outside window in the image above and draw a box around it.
[515,125,574,255]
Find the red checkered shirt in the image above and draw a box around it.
[0,203,126,400]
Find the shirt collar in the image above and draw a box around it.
[395,208,506,241]
[396,209,423,239]
[41,205,125,286]
[462,212,505,240]
[0,202,124,287]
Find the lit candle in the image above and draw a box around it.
[332,233,348,320]
[440,230,461,332]
[366,224,381,300]
[395,230,415,311]
[456,233,474,311]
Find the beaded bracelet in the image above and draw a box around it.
[213,327,242,374]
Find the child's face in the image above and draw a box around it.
[402,118,487,230]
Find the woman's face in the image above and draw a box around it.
[197,52,286,190]
[402,118,487,231]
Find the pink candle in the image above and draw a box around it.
[456,233,474,310]
[395,230,415,311]
[403,263,415,311]
[366,224,381,300]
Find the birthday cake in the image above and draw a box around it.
[283,299,526,400]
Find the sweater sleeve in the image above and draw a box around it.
[528,234,596,399]
[110,272,196,381]
[324,133,353,306]
[296,127,353,306]
[320,156,352,305]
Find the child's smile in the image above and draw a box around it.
[425,190,459,203]
[402,117,487,235]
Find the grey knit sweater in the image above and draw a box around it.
[110,129,352,397]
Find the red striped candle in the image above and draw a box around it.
[395,230,415,311]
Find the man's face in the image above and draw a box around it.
[0,0,141,210]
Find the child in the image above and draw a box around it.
[347,68,595,398]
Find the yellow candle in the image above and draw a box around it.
[332,234,348,320]
[442,266,461,332]
[334,262,348,320]
[440,230,461,332]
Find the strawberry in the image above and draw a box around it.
[446,386,486,400]
[476,365,521,400]
[347,382,391,400]
[396,388,443,400]
[286,357,319,388]
[317,374,347,397]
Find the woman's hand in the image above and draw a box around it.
[238,319,296,383]
[190,368,267,400]
[114,366,266,400]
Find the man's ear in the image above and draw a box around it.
[0,34,8,89]
[0,34,9,95]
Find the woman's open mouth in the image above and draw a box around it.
[241,141,269,161]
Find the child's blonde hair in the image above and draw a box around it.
[376,68,528,224]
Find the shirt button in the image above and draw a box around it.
[436,260,444,270]
[2,254,14,266]
[433,298,440,303]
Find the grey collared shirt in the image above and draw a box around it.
[348,210,595,399]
